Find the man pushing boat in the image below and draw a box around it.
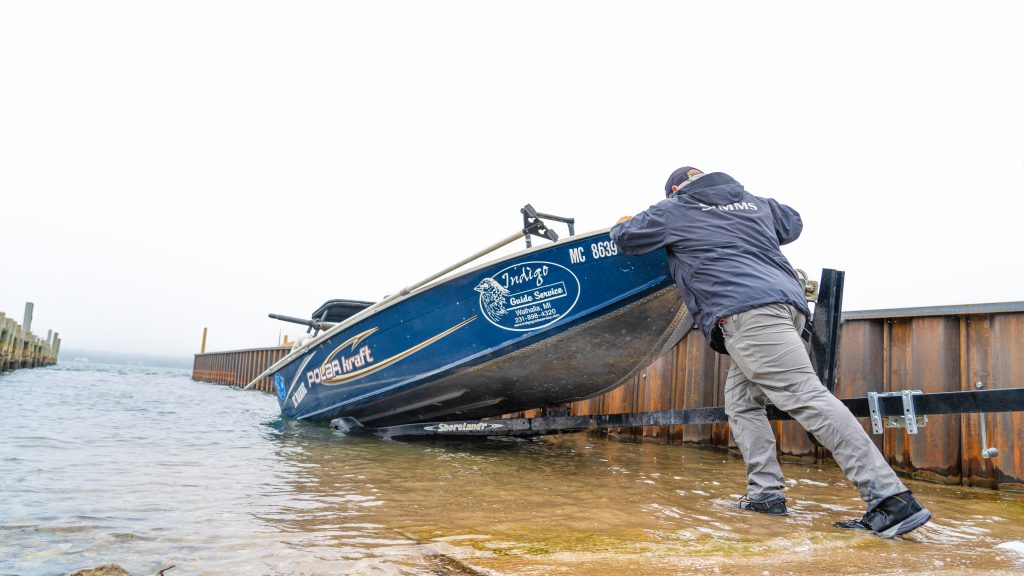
[610,167,932,538]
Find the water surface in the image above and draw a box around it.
[2,364,1023,575]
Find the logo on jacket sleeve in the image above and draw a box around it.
[475,261,581,331]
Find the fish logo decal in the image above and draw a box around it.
[475,261,581,332]
[474,278,511,320]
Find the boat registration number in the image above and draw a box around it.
[591,241,618,259]
[568,241,619,265]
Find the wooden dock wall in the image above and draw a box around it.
[572,303,1024,491]
[192,346,291,392]
[0,305,60,372]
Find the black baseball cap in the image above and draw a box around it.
[665,166,703,198]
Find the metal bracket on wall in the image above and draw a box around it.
[868,390,927,434]
[795,269,819,302]
[976,381,1000,459]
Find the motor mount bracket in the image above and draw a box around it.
[520,204,575,248]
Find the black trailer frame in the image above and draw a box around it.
[330,268,1024,445]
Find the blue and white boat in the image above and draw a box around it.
[252,211,690,427]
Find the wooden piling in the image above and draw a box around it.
[0,313,9,371]
[0,304,59,372]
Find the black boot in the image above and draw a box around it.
[731,496,788,516]
[834,491,931,538]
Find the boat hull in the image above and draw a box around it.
[271,231,689,424]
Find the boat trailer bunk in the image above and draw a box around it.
[330,268,1024,448]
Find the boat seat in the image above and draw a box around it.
[311,299,374,323]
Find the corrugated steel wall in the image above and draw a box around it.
[192,346,291,392]
[572,307,1024,491]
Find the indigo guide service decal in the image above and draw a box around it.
[474,261,580,331]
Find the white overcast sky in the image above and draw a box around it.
[1,1,1021,357]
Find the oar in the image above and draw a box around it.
[244,228,540,390]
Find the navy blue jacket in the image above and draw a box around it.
[610,172,809,345]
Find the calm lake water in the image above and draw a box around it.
[2,363,1024,576]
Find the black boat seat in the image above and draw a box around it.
[311,299,374,323]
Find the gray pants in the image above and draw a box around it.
[722,303,907,511]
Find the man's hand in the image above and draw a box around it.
[616,215,633,224]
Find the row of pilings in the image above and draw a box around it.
[1,302,60,372]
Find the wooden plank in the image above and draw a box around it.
[836,319,886,454]
[908,316,962,484]
[964,313,1024,489]
[672,334,718,445]
[885,317,962,483]
[637,348,675,442]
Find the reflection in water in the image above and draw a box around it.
[2,364,1023,575]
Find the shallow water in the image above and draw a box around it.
[2,364,1023,576]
